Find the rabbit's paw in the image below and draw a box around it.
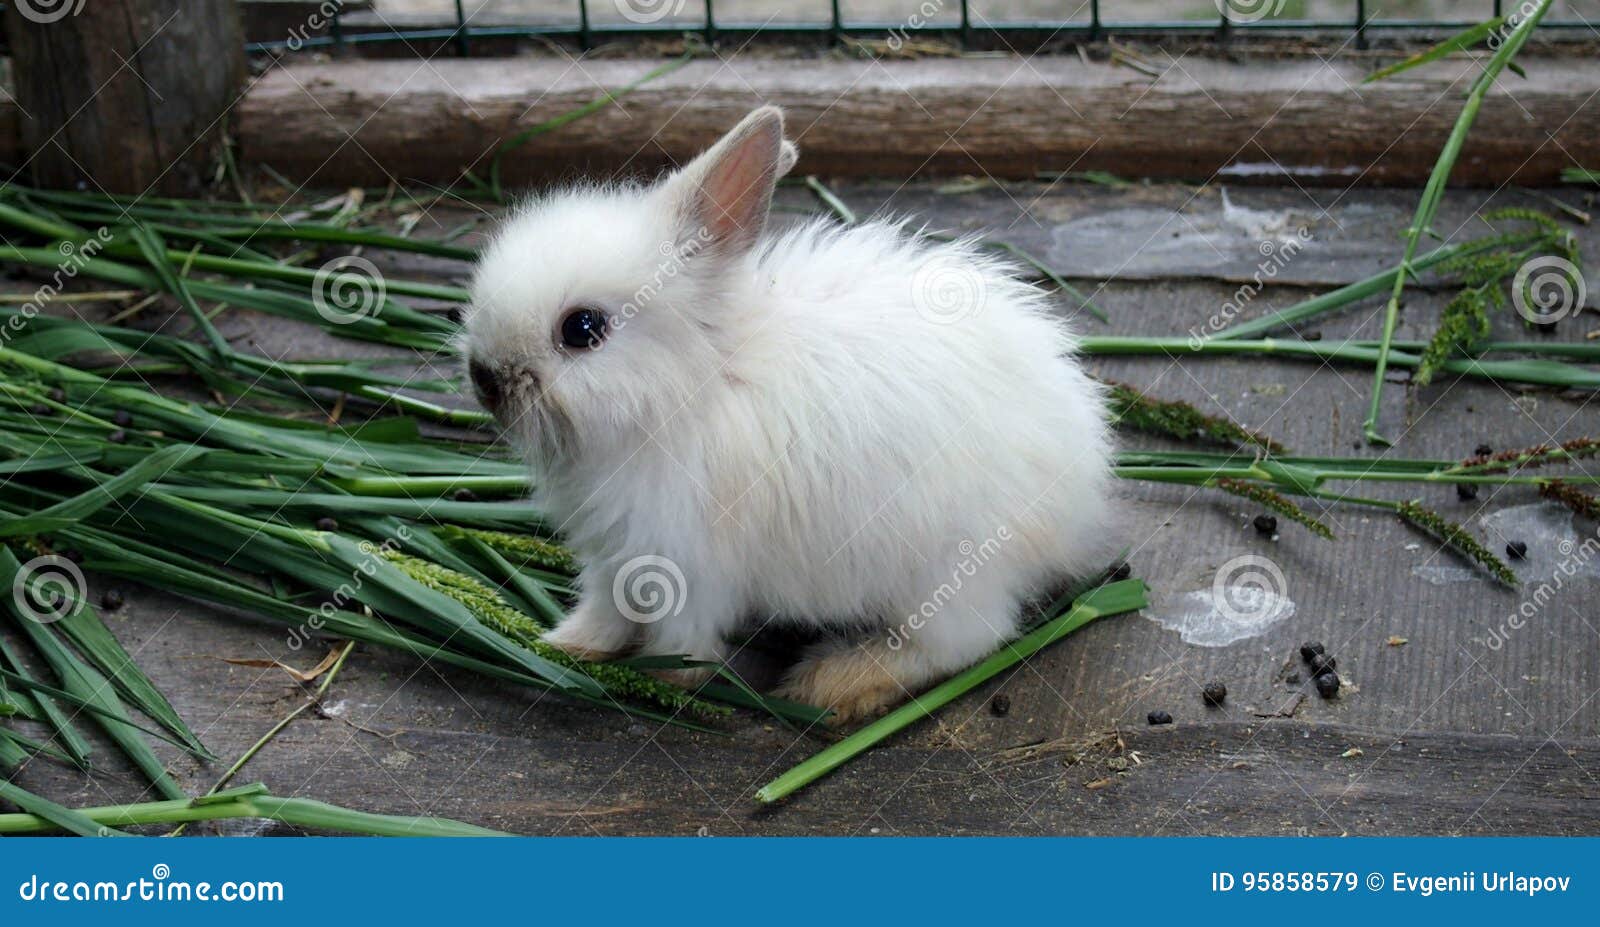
[775,642,906,725]
[542,605,635,662]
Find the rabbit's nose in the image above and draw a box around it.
[468,358,502,412]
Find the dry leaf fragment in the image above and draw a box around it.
[224,645,344,683]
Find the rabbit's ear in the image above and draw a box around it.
[668,106,788,253]
[776,140,800,178]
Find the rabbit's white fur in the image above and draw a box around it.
[463,107,1113,721]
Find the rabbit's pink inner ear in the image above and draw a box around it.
[686,112,784,252]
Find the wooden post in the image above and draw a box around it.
[3,0,245,194]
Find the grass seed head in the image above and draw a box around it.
[1396,500,1519,587]
[383,549,725,717]
[1540,480,1600,520]
[1217,478,1334,540]
[457,528,578,573]
[1456,437,1600,474]
[1105,382,1286,454]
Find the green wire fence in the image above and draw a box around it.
[240,1,1599,55]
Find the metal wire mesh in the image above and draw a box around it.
[249,1,1599,54]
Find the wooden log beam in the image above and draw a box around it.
[234,54,1600,188]
[239,0,372,46]
[3,0,246,194]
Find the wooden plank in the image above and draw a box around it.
[13,632,1598,836]
[2,181,1597,835]
[2,0,245,194]
[816,182,1600,285]
[241,1,373,46]
[234,53,1600,187]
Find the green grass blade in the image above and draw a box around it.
[0,666,202,752]
[1363,18,1505,84]
[125,223,234,359]
[0,634,92,766]
[0,444,207,537]
[454,533,569,628]
[755,579,1148,803]
[1362,0,1554,444]
[3,549,186,800]
[0,782,506,836]
[0,779,129,837]
[488,54,693,200]
[1211,234,1530,341]
[53,605,212,760]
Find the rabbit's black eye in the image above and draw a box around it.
[559,307,608,349]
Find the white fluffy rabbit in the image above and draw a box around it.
[463,106,1113,722]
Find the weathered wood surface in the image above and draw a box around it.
[3,181,1599,835]
[240,0,372,45]
[2,0,246,194]
[234,53,1600,187]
